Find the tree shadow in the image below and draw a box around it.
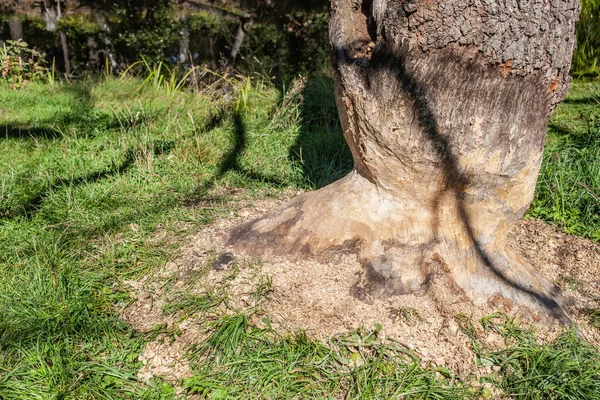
[3,150,134,221]
[1,83,144,140]
[1,81,172,220]
[290,75,353,189]
[183,75,352,210]
[184,106,292,206]
[548,122,600,149]
[2,140,174,221]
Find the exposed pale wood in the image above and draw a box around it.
[229,0,580,321]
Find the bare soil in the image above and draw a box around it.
[119,192,600,386]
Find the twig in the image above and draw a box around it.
[577,181,600,203]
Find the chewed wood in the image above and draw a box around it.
[228,0,580,322]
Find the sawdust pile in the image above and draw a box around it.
[119,196,600,384]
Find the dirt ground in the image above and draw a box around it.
[119,192,600,386]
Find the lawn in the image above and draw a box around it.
[531,80,600,240]
[0,74,599,399]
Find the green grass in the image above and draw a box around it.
[0,77,286,398]
[572,0,600,78]
[1,74,600,398]
[0,73,349,398]
[472,314,600,400]
[529,80,600,239]
[185,316,468,399]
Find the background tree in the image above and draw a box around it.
[229,0,581,321]
[8,16,22,40]
[0,0,332,78]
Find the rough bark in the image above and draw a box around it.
[229,0,580,321]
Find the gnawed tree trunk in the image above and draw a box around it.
[229,0,580,321]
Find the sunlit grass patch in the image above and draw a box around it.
[463,314,600,400]
[530,81,600,240]
[0,72,347,398]
[185,315,469,399]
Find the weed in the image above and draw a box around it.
[461,314,600,400]
[572,0,600,78]
[163,290,226,317]
[250,273,273,303]
[0,40,47,89]
[489,328,600,399]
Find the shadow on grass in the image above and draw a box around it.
[186,74,352,206]
[219,112,288,187]
[548,122,600,148]
[2,140,175,221]
[1,83,155,140]
[184,105,305,206]
[290,75,352,188]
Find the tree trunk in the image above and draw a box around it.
[43,5,58,32]
[179,25,190,64]
[87,36,100,67]
[230,16,253,62]
[229,0,580,321]
[8,18,23,41]
[209,37,217,70]
[96,16,118,73]
[59,30,71,76]
[178,8,191,65]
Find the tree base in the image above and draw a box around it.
[228,171,571,323]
